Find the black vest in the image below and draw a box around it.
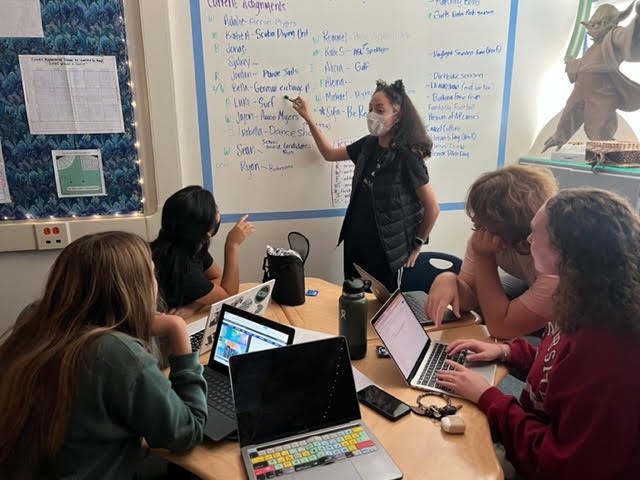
[339,137,424,271]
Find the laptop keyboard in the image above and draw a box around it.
[248,425,377,478]
[190,330,204,352]
[203,370,235,418]
[404,293,429,324]
[417,343,467,390]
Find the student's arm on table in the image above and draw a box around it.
[292,96,349,162]
[473,255,547,339]
[469,230,547,339]
[204,260,222,284]
[121,314,207,450]
[426,267,478,327]
[169,303,206,320]
[478,343,637,479]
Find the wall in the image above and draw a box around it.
[0,0,582,335]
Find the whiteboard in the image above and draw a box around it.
[189,0,517,220]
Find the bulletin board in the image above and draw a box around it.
[0,0,143,221]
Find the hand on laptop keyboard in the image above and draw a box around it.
[445,349,467,366]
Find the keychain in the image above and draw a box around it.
[410,392,466,434]
[410,392,462,418]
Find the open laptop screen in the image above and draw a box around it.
[212,307,291,367]
[230,337,361,447]
[372,292,429,378]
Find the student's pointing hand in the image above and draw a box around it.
[226,214,255,247]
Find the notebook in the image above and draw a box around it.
[230,337,403,480]
[202,303,295,441]
[371,290,496,398]
[353,262,457,325]
[186,279,275,355]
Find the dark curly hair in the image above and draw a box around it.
[374,79,432,159]
[546,189,640,334]
[466,164,558,253]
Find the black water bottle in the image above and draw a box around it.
[338,278,368,360]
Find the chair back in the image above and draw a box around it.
[400,251,462,293]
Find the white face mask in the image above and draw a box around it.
[367,111,393,136]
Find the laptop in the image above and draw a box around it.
[371,290,496,398]
[229,337,403,480]
[187,280,275,354]
[353,263,457,325]
[202,303,295,441]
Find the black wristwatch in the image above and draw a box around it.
[413,236,427,247]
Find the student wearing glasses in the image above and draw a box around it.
[426,165,559,338]
[436,189,640,479]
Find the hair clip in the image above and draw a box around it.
[390,79,405,94]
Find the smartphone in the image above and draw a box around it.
[357,385,411,421]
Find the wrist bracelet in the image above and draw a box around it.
[500,344,509,363]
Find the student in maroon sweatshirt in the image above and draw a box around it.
[436,188,640,480]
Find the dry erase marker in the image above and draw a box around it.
[284,95,296,103]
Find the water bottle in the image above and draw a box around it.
[339,278,369,360]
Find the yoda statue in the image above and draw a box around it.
[543,1,640,152]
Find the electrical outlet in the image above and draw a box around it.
[34,222,71,250]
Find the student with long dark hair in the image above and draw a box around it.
[0,232,207,479]
[292,80,440,292]
[151,185,254,318]
[435,189,640,479]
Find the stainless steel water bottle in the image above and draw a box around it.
[338,278,368,360]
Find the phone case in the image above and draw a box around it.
[357,386,411,421]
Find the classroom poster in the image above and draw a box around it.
[0,0,44,38]
[51,149,106,198]
[19,55,125,134]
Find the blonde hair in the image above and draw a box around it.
[0,232,156,477]
[466,164,558,252]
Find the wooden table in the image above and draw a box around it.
[154,278,506,480]
[281,277,482,339]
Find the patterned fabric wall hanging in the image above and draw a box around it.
[0,0,142,220]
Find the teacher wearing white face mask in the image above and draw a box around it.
[292,80,440,292]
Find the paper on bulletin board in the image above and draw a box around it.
[0,0,44,38]
[51,149,107,198]
[19,55,124,134]
[0,140,11,204]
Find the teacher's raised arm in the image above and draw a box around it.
[291,96,349,162]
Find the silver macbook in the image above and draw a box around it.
[202,303,294,441]
[353,263,457,325]
[230,337,403,480]
[187,279,275,355]
[371,290,496,398]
